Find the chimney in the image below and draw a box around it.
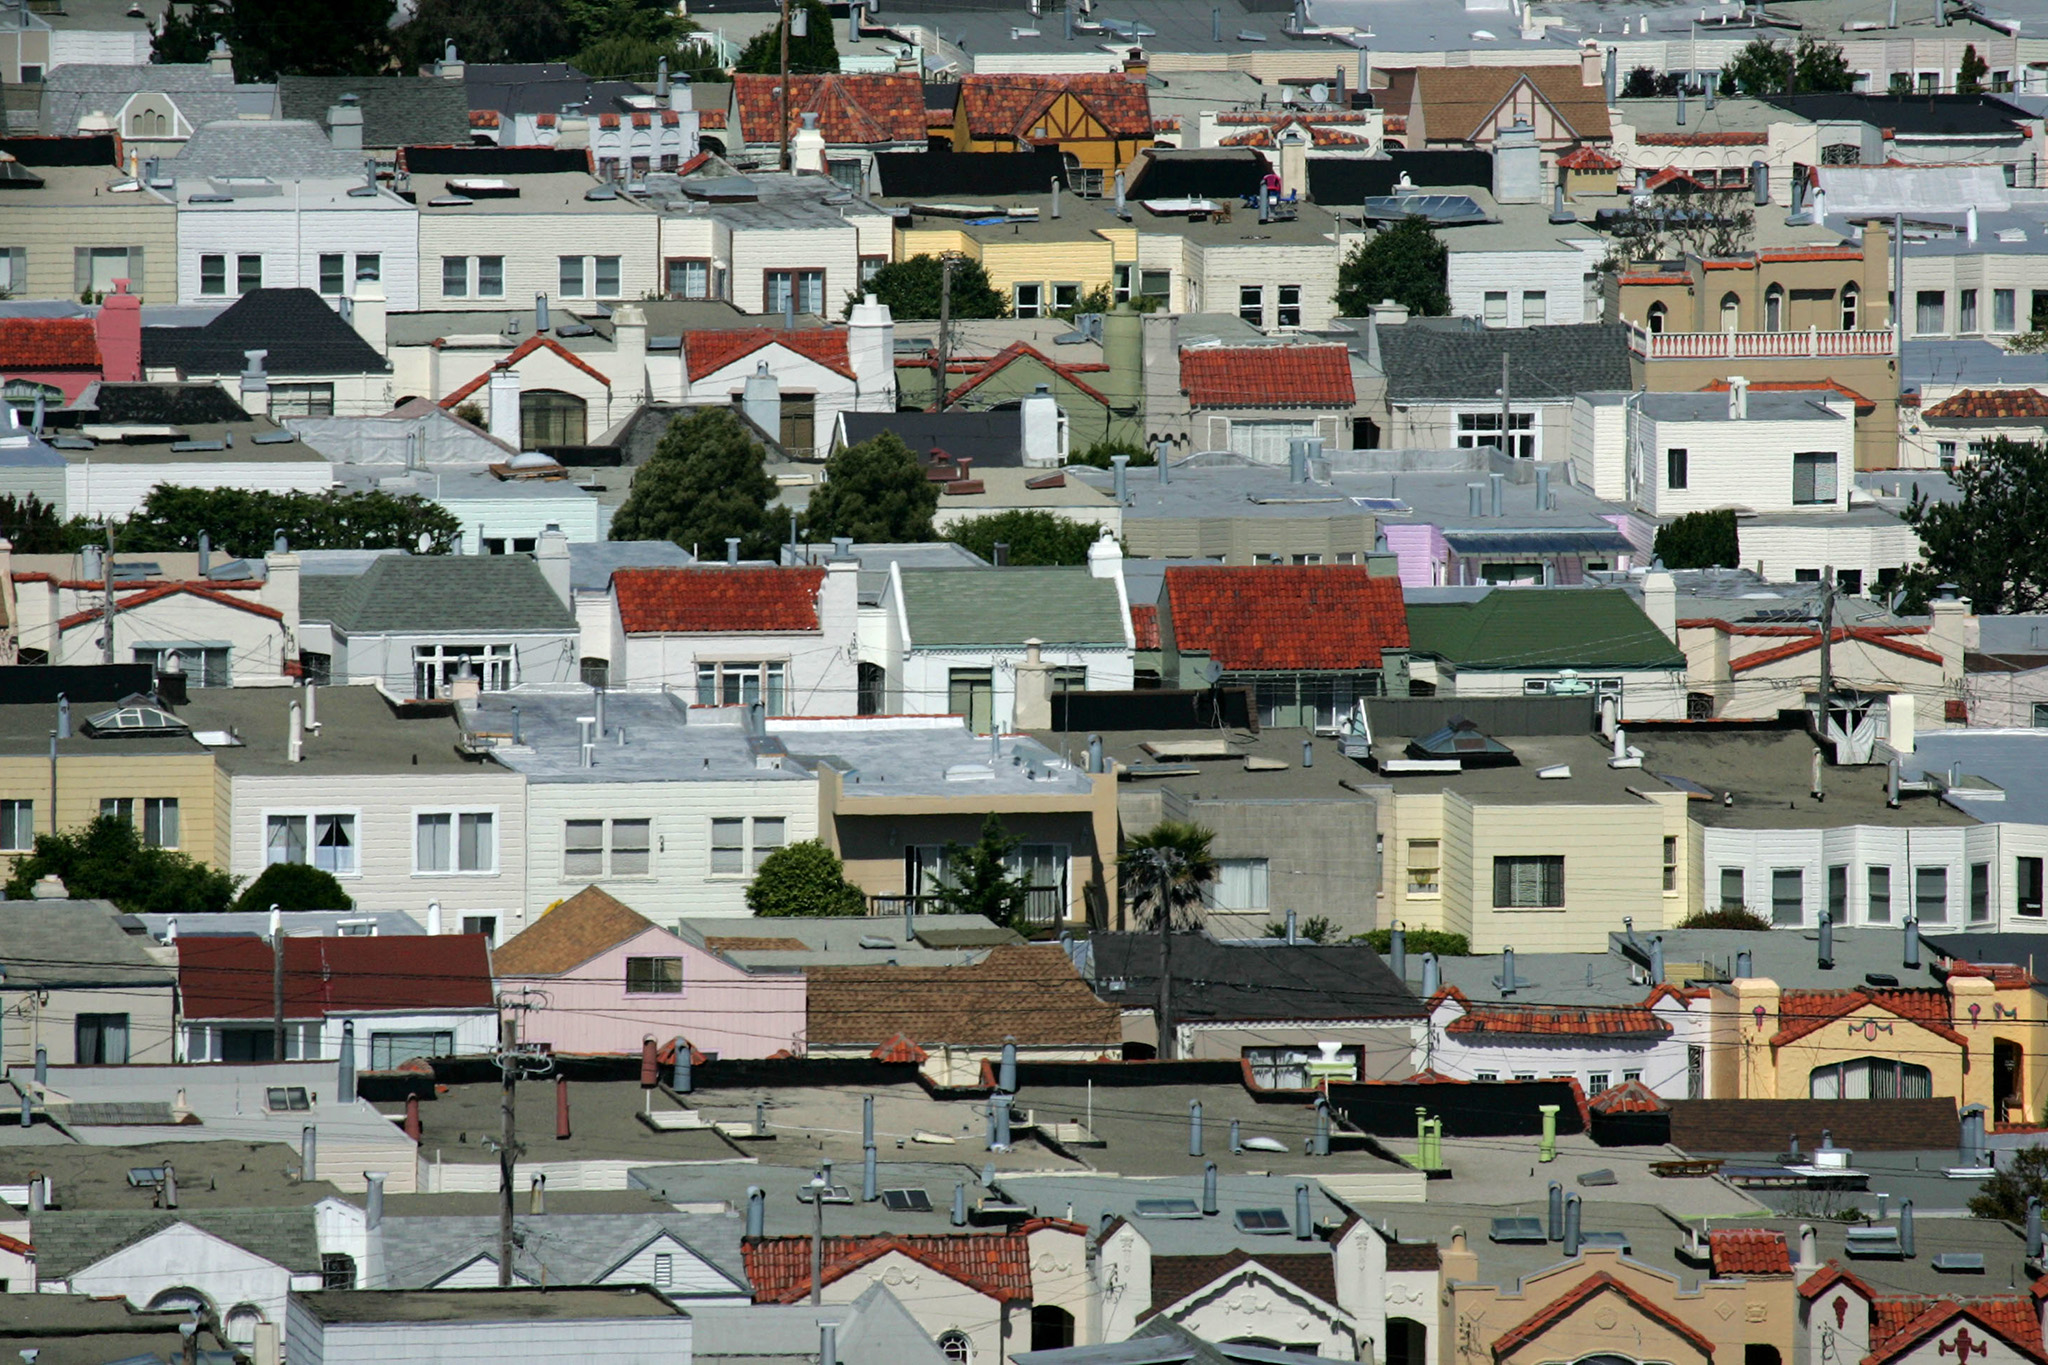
[1796,1223,1817,1270]
[1535,464,1551,510]
[349,273,387,356]
[1736,948,1753,977]
[1014,638,1053,729]
[1020,385,1066,467]
[1904,915,1920,968]
[240,350,269,405]
[1727,375,1749,420]
[1110,453,1130,502]
[746,1186,765,1237]
[1604,45,1618,101]
[742,361,782,440]
[1202,1160,1219,1215]
[530,1173,547,1215]
[1563,1193,1582,1255]
[1753,161,1770,205]
[1899,1200,1914,1257]
[1642,570,1676,641]
[535,524,572,607]
[338,1019,355,1097]
[1491,118,1541,205]
[96,279,143,379]
[1489,470,1504,517]
[821,1324,838,1365]
[792,111,827,174]
[535,293,551,334]
[1818,909,1834,968]
[366,1172,385,1229]
[162,1161,178,1209]
[488,367,521,448]
[1051,176,1061,219]
[426,900,443,935]
[287,702,304,762]
[209,37,235,76]
[438,41,465,79]
[328,94,364,152]
[301,1125,318,1182]
[1278,126,1308,201]
[1677,85,1687,126]
[846,294,895,404]
[1288,436,1309,484]
[1468,482,1484,517]
[1293,1182,1312,1240]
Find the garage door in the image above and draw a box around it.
[1229,419,1317,465]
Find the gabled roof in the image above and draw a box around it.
[55,580,283,634]
[1405,591,1684,671]
[942,341,1112,410]
[958,73,1151,141]
[613,566,826,634]
[1922,387,2048,420]
[0,900,176,990]
[687,329,854,383]
[31,1208,321,1281]
[1404,66,1612,143]
[140,288,392,378]
[1489,1272,1716,1363]
[897,566,1126,648]
[277,76,470,149]
[1162,566,1407,671]
[1556,144,1622,170]
[1147,1250,1340,1319]
[1588,1079,1668,1114]
[178,934,495,1020]
[1444,1003,1670,1039]
[807,944,1120,1048]
[733,73,926,145]
[1709,624,1944,673]
[492,884,662,977]
[438,333,613,408]
[298,553,577,636]
[1867,1298,2048,1365]
[1771,987,1966,1049]
[0,316,99,369]
[744,1232,1033,1304]
[1378,324,1630,403]
[1087,934,1422,1023]
[1179,345,1355,410]
[1709,1229,1792,1277]
[1131,602,1160,650]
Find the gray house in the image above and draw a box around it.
[297,552,579,697]
[0,899,178,1068]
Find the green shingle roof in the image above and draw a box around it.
[898,567,1127,647]
[301,555,578,635]
[1405,590,1684,670]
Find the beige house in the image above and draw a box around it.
[0,159,179,305]
[0,899,178,1067]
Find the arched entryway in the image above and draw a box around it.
[1387,1318,1428,1365]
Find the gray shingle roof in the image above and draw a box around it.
[141,289,392,379]
[897,567,1126,647]
[0,900,177,990]
[39,64,247,138]
[375,1211,748,1290]
[1378,323,1631,403]
[173,119,367,180]
[276,76,470,149]
[32,1208,321,1280]
[301,554,578,635]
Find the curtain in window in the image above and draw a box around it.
[1210,859,1269,912]
[314,814,355,873]
[267,815,307,865]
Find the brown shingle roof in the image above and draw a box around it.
[1405,66,1611,143]
[806,944,1119,1048]
[1665,1098,1959,1154]
[1923,387,2048,420]
[492,885,658,976]
[1146,1251,1339,1318]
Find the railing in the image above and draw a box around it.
[1628,322,1897,360]
[869,888,1066,926]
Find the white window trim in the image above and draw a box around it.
[564,817,657,882]
[411,806,502,877]
[262,808,364,878]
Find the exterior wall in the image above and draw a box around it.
[1736,519,1922,585]
[504,922,806,1059]
[814,1248,1007,1365]
[284,1301,692,1365]
[6,201,181,303]
[1177,1020,1422,1086]
[417,208,659,312]
[175,200,422,313]
[1634,411,1856,517]
[1387,398,1575,465]
[67,1223,301,1345]
[891,645,1134,732]
[329,629,581,695]
[1190,241,1342,333]
[0,982,177,1068]
[1965,667,2048,727]
[1899,249,2048,342]
[0,750,221,869]
[1605,120,1818,206]
[1448,247,1599,327]
[729,224,865,318]
[1122,515,1380,566]
[1677,623,1957,727]
[1168,1268,1360,1357]
[1698,821,2045,932]
[63,459,339,521]
[442,493,607,556]
[654,214,733,301]
[1026,1224,1095,1346]
[1435,667,1687,722]
[1423,992,1709,1098]
[608,562,859,712]
[428,345,622,431]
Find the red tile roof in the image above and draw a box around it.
[1944,960,2035,988]
[1130,602,1160,650]
[1771,987,1967,1049]
[470,111,500,129]
[1219,118,1370,148]
[1696,377,1874,409]
[1758,248,1865,263]
[1709,1229,1792,1277]
[179,934,495,1020]
[942,341,1111,410]
[1446,1004,1670,1039]
[1216,111,1374,125]
[438,334,614,408]
[700,109,727,130]
[613,566,827,634]
[870,1034,929,1064]
[1491,1273,1718,1363]
[1923,387,2048,420]
[1588,1079,1669,1114]
[1799,1262,1879,1302]
[1163,566,1408,671]
[1868,1299,2047,1365]
[958,73,1152,141]
[744,1233,1032,1304]
[1556,144,1622,170]
[55,581,282,633]
[1638,130,1768,145]
[1725,627,1944,673]
[1180,345,1355,409]
[0,317,100,370]
[733,73,926,145]
[687,329,854,383]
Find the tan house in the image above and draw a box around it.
[0,150,179,305]
[1379,65,1611,161]
[949,72,1155,185]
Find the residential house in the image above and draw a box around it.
[1178,343,1360,460]
[927,466,1123,538]
[728,74,927,189]
[897,328,1136,453]
[1158,565,1409,727]
[591,103,701,181]
[1769,92,2041,171]
[1202,109,1384,159]
[143,289,397,418]
[565,539,697,685]
[0,136,179,304]
[1404,588,1688,721]
[949,73,1154,186]
[0,898,177,1068]
[874,554,1134,731]
[672,912,1021,972]
[1375,320,1632,463]
[359,1203,750,1296]
[1912,386,2048,471]
[677,315,896,456]
[1606,98,1816,206]
[0,316,101,408]
[1883,204,2048,352]
[0,1298,235,1361]
[325,457,607,558]
[275,77,469,157]
[34,60,259,152]
[1899,730,2048,933]
[296,550,581,697]
[693,1287,953,1365]
[1380,66,1612,164]
[604,562,859,713]
[285,1288,693,1362]
[1799,1265,2048,1365]
[430,330,634,451]
[177,932,497,1068]
[1440,199,1609,329]
[1963,615,2048,726]
[492,884,805,1059]
[1071,457,1385,567]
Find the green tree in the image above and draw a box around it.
[1053,284,1160,323]
[931,814,1033,929]
[747,840,869,916]
[573,33,721,82]
[802,431,938,543]
[1959,44,1989,95]
[118,487,462,559]
[1889,72,1914,95]
[1902,439,2048,613]
[1263,915,1338,943]
[1119,821,1219,1060]
[1718,35,1855,96]
[736,0,838,75]
[1679,907,1773,930]
[1971,1145,2048,1220]
[1653,508,1740,569]
[233,862,352,913]
[610,407,781,559]
[1335,216,1448,318]
[152,0,394,79]
[1070,438,1154,469]
[945,510,1101,566]
[5,816,237,914]
[391,0,574,68]
[1357,927,1471,956]
[562,0,690,47]
[852,255,1008,322]
[0,493,96,554]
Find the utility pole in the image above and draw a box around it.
[1816,565,1836,783]
[1499,352,1513,457]
[1151,847,1182,1062]
[778,0,793,172]
[499,1008,519,1286]
[99,526,115,665]
[934,255,955,413]
[270,911,285,1062]
[809,1169,826,1305]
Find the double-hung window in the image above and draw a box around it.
[267,813,357,875]
[667,257,711,299]
[626,957,683,994]
[559,255,585,296]
[443,255,469,298]
[1792,452,1838,505]
[144,797,179,849]
[319,253,346,295]
[593,255,620,297]
[563,818,652,879]
[1915,865,1949,923]
[1493,856,1564,907]
[1277,284,1302,327]
[766,269,824,316]
[1771,868,1803,925]
[1666,448,1688,490]
[695,661,787,713]
[0,799,32,850]
[200,254,227,295]
[416,811,496,873]
[236,254,262,294]
[1239,285,1263,326]
[476,255,504,298]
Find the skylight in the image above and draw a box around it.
[1134,1198,1203,1219]
[882,1188,934,1212]
[82,705,191,738]
[1234,1208,1291,1234]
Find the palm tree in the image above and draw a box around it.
[1119,822,1219,1060]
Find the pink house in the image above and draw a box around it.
[491,884,806,1059]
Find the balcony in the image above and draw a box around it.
[1628,323,1896,361]
[868,889,1067,926]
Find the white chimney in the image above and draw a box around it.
[535,523,572,607]
[1642,570,1676,641]
[488,368,522,447]
[427,900,443,935]
[1020,385,1067,467]
[612,303,649,402]
[846,293,895,405]
[1727,375,1749,420]
[792,112,827,174]
[1967,206,1978,244]
[742,362,781,439]
[287,703,303,762]
[349,274,387,356]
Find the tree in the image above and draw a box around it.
[1653,508,1740,569]
[1357,927,1471,956]
[853,255,1008,322]
[573,33,722,82]
[609,407,781,559]
[747,840,869,916]
[119,487,462,559]
[1719,35,1855,96]
[1679,907,1773,931]
[1902,438,2048,613]
[152,0,394,79]
[391,0,574,68]
[1889,72,1914,95]
[802,431,938,543]
[1070,438,1155,469]
[5,816,237,914]
[945,510,1101,566]
[736,0,838,76]
[0,493,96,554]
[1600,183,1755,272]
[1335,216,1448,318]
[1054,284,1159,323]
[1971,1145,2048,1220]
[233,862,352,913]
[1959,44,1989,95]
[931,814,1033,929]
[1119,822,1219,1060]
[1263,916,1338,943]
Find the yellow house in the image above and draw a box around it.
[950,72,1156,185]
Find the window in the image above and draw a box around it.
[1051,666,1088,694]
[1476,1072,1499,1083]
[694,660,787,713]
[321,1254,357,1290]
[1408,840,1441,896]
[100,797,133,823]
[1915,290,1945,335]
[711,818,746,875]
[1915,865,1948,923]
[565,819,605,877]
[752,818,786,871]
[861,255,886,284]
[200,254,226,295]
[1493,855,1565,908]
[1245,1046,1358,1089]
[611,819,651,876]
[626,956,684,994]
[1840,282,1858,330]
[913,844,1067,924]
[1720,867,1745,911]
[319,253,345,295]
[1646,301,1667,334]
[1588,1072,1610,1094]
[1052,282,1081,315]
[1663,836,1678,893]
[594,255,620,297]
[1828,864,1847,920]
[413,643,514,697]
[1938,441,1958,472]
[522,389,587,447]
[416,812,495,873]
[355,253,380,283]
[144,797,179,849]
[235,254,261,294]
[2033,290,2048,332]
[1277,284,1301,327]
[653,1253,674,1288]
[2021,857,2045,917]
[1960,289,1979,333]
[1457,411,1535,458]
[1837,569,1863,595]
[1013,282,1044,319]
[1868,865,1892,922]
[368,1031,453,1069]
[0,799,32,851]
[559,255,585,296]
[766,269,824,316]
[1479,290,1507,326]
[1519,290,1546,326]
[462,915,498,944]
[1721,292,1740,331]
[667,257,711,299]
[1240,285,1264,326]
[1771,868,1803,925]
[75,246,141,296]
[75,1014,128,1065]
[939,1332,972,1365]
[1666,448,1688,490]
[1792,452,1838,505]
[267,383,335,419]
[1810,1057,1932,1099]
[1995,288,2017,332]
[266,814,356,874]
[1971,861,1991,922]
[1207,857,1270,912]
[1623,1070,1642,1084]
[948,667,994,733]
[443,255,469,298]
[477,255,504,298]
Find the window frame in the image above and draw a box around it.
[1868,865,1892,923]
[666,256,712,300]
[1914,864,1949,924]
[1492,855,1565,909]
[1666,447,1688,490]
[1277,284,1302,328]
[1771,867,1804,925]
[319,252,346,296]
[2019,856,2045,917]
[414,808,500,875]
[1792,451,1839,506]
[442,255,470,299]
[625,956,685,995]
[1407,840,1441,897]
[0,798,33,851]
[264,809,361,877]
[559,254,586,297]
[200,253,227,296]
[143,796,180,850]
[476,255,505,298]
[235,253,262,295]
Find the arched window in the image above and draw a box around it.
[1646,302,1667,335]
[1031,1307,1076,1351]
[224,1305,266,1345]
[148,1288,212,1314]
[938,1331,973,1365]
[521,389,586,448]
[1765,284,1784,332]
[1810,1057,1933,1099]
[1841,282,1859,331]
[1720,293,1740,332]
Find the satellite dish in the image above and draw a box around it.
[416,532,432,553]
[1309,83,1329,103]
[1204,660,1224,686]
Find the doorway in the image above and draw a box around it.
[1997,1038,2024,1123]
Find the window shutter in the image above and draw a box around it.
[1493,859,1511,906]
[73,247,89,296]
[127,245,144,295]
[1544,857,1565,906]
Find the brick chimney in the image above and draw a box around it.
[96,279,142,382]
